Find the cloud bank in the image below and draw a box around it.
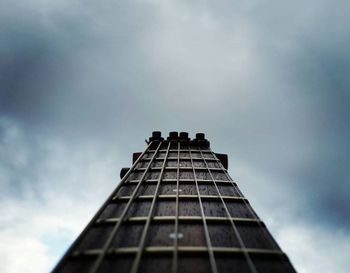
[1,1,349,272]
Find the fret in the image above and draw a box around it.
[149,149,212,153]
[97,199,257,223]
[66,247,295,273]
[126,179,237,185]
[136,167,224,171]
[114,195,248,201]
[189,149,218,273]
[130,141,172,273]
[73,246,287,257]
[95,216,262,225]
[152,157,218,161]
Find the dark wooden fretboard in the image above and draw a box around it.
[53,134,296,273]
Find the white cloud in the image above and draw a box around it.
[0,233,50,273]
[0,196,90,273]
[0,118,124,273]
[276,224,350,273]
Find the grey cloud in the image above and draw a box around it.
[1,0,350,272]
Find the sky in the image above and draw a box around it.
[0,0,350,272]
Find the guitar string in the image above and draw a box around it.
[130,140,172,273]
[210,150,284,252]
[52,142,153,273]
[171,141,181,273]
[189,146,218,273]
[89,141,162,273]
[199,147,258,273]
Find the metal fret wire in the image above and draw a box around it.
[52,141,153,273]
[189,147,218,273]
[130,141,172,273]
[127,179,237,186]
[209,151,284,259]
[171,141,181,273]
[89,141,163,273]
[74,246,284,257]
[117,195,246,202]
[199,148,258,273]
[94,216,261,224]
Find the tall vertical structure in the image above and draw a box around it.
[53,131,296,273]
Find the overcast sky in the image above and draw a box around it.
[1,1,350,272]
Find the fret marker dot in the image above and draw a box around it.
[169,233,183,239]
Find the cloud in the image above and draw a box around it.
[0,118,124,272]
[276,223,350,273]
[1,0,350,272]
[0,233,50,273]
[234,163,350,273]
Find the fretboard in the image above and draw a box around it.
[52,137,296,273]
